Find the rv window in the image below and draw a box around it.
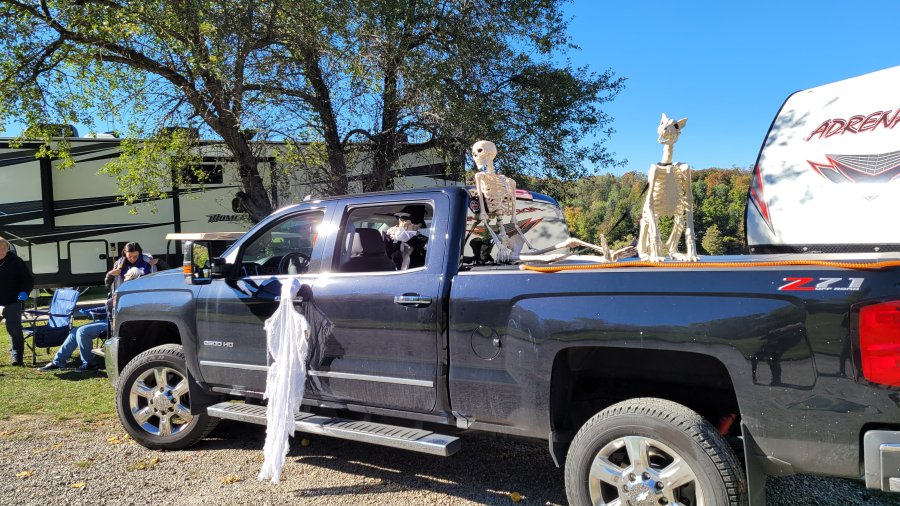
[184,164,224,185]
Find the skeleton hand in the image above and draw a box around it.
[495,243,513,263]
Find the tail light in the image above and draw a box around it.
[859,300,900,386]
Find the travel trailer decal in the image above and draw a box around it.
[805,109,900,141]
[807,150,900,185]
[0,187,236,245]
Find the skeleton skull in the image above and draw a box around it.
[471,140,497,172]
[657,113,688,146]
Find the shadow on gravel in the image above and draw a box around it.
[151,421,899,505]
[197,420,567,505]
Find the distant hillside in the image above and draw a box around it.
[522,168,751,255]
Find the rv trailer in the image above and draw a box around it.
[0,136,459,288]
[0,137,254,288]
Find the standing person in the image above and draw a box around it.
[109,242,156,292]
[0,237,34,366]
[38,267,143,372]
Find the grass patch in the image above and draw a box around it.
[0,323,115,421]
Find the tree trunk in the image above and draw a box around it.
[300,47,349,196]
[219,124,273,222]
[369,67,401,192]
[234,154,273,223]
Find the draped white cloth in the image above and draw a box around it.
[258,278,311,484]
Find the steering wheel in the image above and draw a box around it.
[278,252,311,275]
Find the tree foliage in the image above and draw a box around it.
[0,0,624,222]
[701,224,725,256]
[557,168,751,255]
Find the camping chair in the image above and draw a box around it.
[22,288,80,365]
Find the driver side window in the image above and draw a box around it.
[240,212,323,276]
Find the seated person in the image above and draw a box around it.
[109,241,156,291]
[38,267,142,372]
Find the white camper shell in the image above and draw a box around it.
[746,65,900,253]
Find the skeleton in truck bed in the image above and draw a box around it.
[637,113,699,262]
[472,140,532,263]
[472,140,630,264]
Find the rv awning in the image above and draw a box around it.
[165,232,244,242]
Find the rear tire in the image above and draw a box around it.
[115,344,219,450]
[564,397,746,506]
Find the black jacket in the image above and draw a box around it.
[0,252,34,305]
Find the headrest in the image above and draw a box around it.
[350,228,386,257]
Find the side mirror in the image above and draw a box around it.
[183,240,212,285]
[210,256,228,276]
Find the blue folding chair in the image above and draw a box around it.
[22,288,80,365]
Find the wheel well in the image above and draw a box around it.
[550,347,741,443]
[117,320,182,370]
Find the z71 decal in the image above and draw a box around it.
[778,277,864,291]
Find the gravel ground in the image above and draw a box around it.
[0,416,897,505]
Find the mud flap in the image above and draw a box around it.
[188,371,222,415]
[742,423,768,506]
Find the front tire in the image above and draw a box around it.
[565,398,746,506]
[115,344,219,450]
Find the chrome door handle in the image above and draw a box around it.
[394,294,432,307]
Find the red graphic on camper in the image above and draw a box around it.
[748,164,774,233]
[807,150,900,184]
[468,217,544,237]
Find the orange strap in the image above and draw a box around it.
[520,259,900,273]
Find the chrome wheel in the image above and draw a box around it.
[116,344,219,450]
[128,366,193,437]
[589,436,703,506]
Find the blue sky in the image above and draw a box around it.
[5,1,898,179]
[564,0,900,174]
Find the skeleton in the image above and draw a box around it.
[637,113,698,262]
[472,140,533,262]
[472,140,631,264]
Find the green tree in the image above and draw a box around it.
[0,0,624,222]
[557,167,751,254]
[701,224,726,255]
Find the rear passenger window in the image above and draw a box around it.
[336,203,432,273]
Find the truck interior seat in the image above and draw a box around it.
[340,227,397,272]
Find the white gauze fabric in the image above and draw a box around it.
[258,277,311,484]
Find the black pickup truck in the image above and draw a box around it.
[105,183,900,506]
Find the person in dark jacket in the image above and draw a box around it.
[0,237,35,366]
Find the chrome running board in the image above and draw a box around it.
[206,402,460,457]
